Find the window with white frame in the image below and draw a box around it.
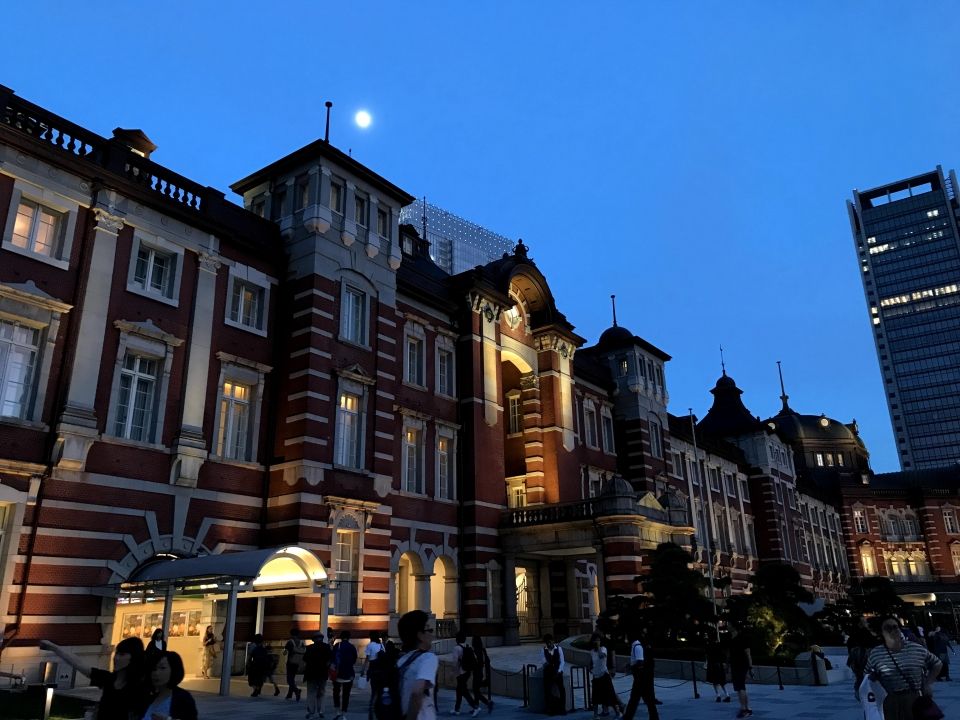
[436,336,455,397]
[690,458,700,486]
[2,183,79,269]
[709,467,721,492]
[854,508,868,534]
[354,193,368,228]
[815,452,824,467]
[0,320,39,420]
[952,544,960,575]
[944,508,959,534]
[335,391,363,469]
[774,481,783,504]
[739,478,748,499]
[341,285,367,345]
[601,410,615,453]
[723,472,736,496]
[330,180,344,215]
[674,452,687,481]
[226,265,271,335]
[402,421,425,493]
[212,353,269,464]
[648,415,662,458]
[114,353,159,442]
[436,426,457,500]
[586,468,605,498]
[509,484,527,508]
[404,323,426,387]
[217,380,251,460]
[124,234,184,307]
[507,393,522,435]
[904,514,920,538]
[333,525,361,616]
[584,404,598,448]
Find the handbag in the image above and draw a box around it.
[884,647,945,720]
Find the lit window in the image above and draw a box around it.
[11,199,63,257]
[584,405,598,448]
[927,209,940,218]
[230,280,264,331]
[508,395,522,435]
[341,287,367,345]
[334,391,363,469]
[437,432,456,500]
[0,320,39,420]
[837,453,844,467]
[509,485,527,508]
[403,427,423,493]
[619,358,628,376]
[217,381,251,460]
[815,453,824,467]
[952,545,960,575]
[330,181,344,215]
[133,245,176,299]
[114,353,158,442]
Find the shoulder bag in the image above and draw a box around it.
[884,647,944,720]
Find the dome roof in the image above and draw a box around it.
[597,324,634,350]
[697,372,763,439]
[766,413,860,444]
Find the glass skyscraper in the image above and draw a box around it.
[848,167,960,469]
[399,199,513,275]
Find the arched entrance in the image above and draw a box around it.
[395,551,424,615]
[430,555,459,634]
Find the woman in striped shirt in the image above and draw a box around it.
[864,617,942,720]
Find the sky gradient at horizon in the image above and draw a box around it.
[5,2,959,472]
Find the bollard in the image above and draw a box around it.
[690,660,699,699]
[776,664,784,691]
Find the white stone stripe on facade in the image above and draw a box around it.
[283,436,328,446]
[293,288,335,302]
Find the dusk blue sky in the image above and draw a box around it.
[5,2,958,472]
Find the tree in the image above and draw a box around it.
[750,563,814,609]
[850,577,904,617]
[637,542,715,645]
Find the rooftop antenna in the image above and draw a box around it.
[610,294,618,327]
[777,360,790,411]
[720,344,726,377]
[324,101,333,143]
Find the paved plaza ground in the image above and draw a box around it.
[167,645,960,720]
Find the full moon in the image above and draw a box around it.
[355,110,372,128]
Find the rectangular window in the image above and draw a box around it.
[510,485,527,508]
[739,478,748,499]
[815,452,824,467]
[675,453,687,481]
[690,458,699,485]
[952,545,960,576]
[709,467,721,492]
[335,392,363,469]
[405,336,424,386]
[775,482,783,504]
[944,509,959,534]
[619,358,629,377]
[486,566,503,620]
[438,434,456,500]
[295,175,310,210]
[437,348,454,396]
[854,508,868,533]
[217,381,251,460]
[825,453,835,467]
[836,453,844,467]
[355,194,368,227]
[377,207,389,238]
[584,406,598,447]
[0,320,39,419]
[724,473,736,496]
[403,427,423,493]
[655,366,664,388]
[114,353,158,442]
[12,199,63,257]
[649,419,662,458]
[133,245,176,298]
[601,414,615,453]
[330,181,344,215]
[333,529,360,615]
[230,281,265,330]
[341,287,367,344]
[508,395,522,435]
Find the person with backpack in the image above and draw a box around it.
[453,631,481,716]
[303,631,333,720]
[363,632,386,720]
[285,627,307,701]
[470,635,494,713]
[396,610,438,720]
[332,630,359,720]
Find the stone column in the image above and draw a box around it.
[503,554,520,645]
[538,562,554,637]
[413,573,433,613]
[444,574,459,620]
[172,249,220,487]
[565,558,580,633]
[55,206,124,470]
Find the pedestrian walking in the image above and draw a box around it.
[248,633,280,697]
[145,628,166,667]
[622,632,658,720]
[470,635,494,713]
[704,638,730,703]
[397,610,438,720]
[929,626,954,681]
[864,616,943,720]
[589,633,622,718]
[285,627,307,700]
[542,634,566,716]
[362,631,386,720]
[303,631,333,720]
[728,625,753,719]
[453,631,481,716]
[201,626,218,679]
[140,650,198,720]
[847,616,878,701]
[332,630,359,719]
[39,637,146,720]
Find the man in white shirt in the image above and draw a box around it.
[398,610,439,720]
[453,631,481,717]
[622,633,658,720]
[363,632,386,720]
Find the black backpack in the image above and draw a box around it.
[461,644,478,673]
[374,648,424,720]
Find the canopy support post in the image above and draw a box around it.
[219,579,239,697]
[161,584,175,641]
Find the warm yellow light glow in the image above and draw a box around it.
[355,110,372,129]
[251,547,328,588]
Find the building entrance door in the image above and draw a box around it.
[515,567,539,639]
